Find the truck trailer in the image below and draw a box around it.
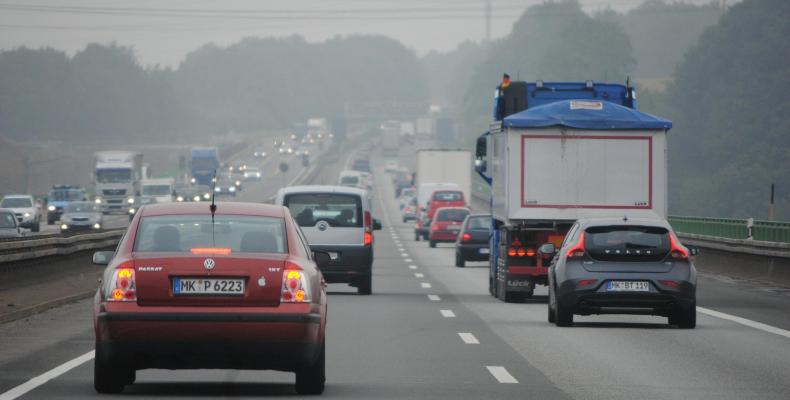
[190,147,220,186]
[476,79,672,302]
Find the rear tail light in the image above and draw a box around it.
[509,245,535,257]
[507,247,517,257]
[364,231,373,246]
[281,264,311,303]
[669,232,689,260]
[461,233,472,242]
[565,232,586,258]
[107,264,136,302]
[575,279,598,288]
[190,247,232,255]
[659,280,680,288]
[364,211,372,229]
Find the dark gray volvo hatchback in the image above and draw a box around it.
[546,217,698,328]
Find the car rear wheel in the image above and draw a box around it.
[94,345,130,394]
[674,301,696,329]
[295,341,326,395]
[555,300,573,327]
[429,240,436,248]
[455,252,465,268]
[357,275,372,295]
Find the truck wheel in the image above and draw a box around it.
[674,301,696,329]
[357,275,372,295]
[295,341,325,395]
[555,301,573,327]
[429,240,436,248]
[455,253,465,268]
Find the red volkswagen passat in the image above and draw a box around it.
[92,202,329,395]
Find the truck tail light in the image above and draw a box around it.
[107,264,136,302]
[507,247,517,257]
[565,232,586,258]
[669,232,688,259]
[281,263,311,303]
[461,233,472,242]
[510,245,535,257]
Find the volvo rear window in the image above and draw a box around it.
[134,215,286,253]
[584,225,669,262]
[284,193,363,228]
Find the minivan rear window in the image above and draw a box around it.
[584,225,669,262]
[433,191,463,201]
[285,193,363,228]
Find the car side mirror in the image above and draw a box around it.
[686,245,700,257]
[539,243,556,255]
[313,251,331,269]
[373,219,382,231]
[92,251,114,265]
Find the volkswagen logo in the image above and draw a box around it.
[203,258,215,270]
[317,221,329,232]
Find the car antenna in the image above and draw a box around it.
[210,170,217,221]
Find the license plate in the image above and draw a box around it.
[173,278,245,295]
[606,281,650,292]
[447,225,461,231]
[479,248,490,254]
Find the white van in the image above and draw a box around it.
[276,185,382,295]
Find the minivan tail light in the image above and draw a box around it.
[107,263,136,302]
[566,232,586,258]
[281,263,311,303]
[364,231,373,246]
[364,211,372,229]
[669,232,688,259]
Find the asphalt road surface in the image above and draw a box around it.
[1,151,789,399]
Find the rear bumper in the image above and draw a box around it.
[309,244,372,284]
[556,280,696,316]
[457,243,489,261]
[429,231,460,242]
[96,310,322,370]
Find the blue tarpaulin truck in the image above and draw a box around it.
[475,79,672,302]
[190,147,219,186]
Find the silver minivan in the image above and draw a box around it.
[276,185,381,295]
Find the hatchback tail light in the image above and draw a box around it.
[669,232,689,260]
[565,232,586,258]
[281,263,311,303]
[107,263,136,302]
[461,233,472,242]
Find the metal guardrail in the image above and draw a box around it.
[0,229,124,264]
[668,216,790,243]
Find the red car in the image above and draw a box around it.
[91,202,329,394]
[428,207,471,248]
[426,190,466,221]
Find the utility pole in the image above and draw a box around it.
[485,0,492,42]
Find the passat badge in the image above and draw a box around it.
[203,258,215,270]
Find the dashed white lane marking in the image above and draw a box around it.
[0,350,95,400]
[486,366,518,383]
[405,258,413,262]
[414,272,424,278]
[458,332,479,344]
[440,309,456,318]
[409,265,418,270]
[698,307,790,339]
[428,294,441,301]
[401,253,409,257]
[421,282,432,289]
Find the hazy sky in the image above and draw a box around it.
[0,0,723,66]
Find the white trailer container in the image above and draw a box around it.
[416,149,472,203]
[490,128,666,223]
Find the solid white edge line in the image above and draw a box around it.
[414,273,424,278]
[428,294,441,301]
[486,366,518,384]
[458,332,479,344]
[698,307,790,339]
[0,350,95,400]
[421,282,432,288]
[440,309,456,318]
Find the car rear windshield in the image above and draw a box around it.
[466,216,491,230]
[437,209,470,222]
[1,198,32,208]
[340,176,360,185]
[433,191,463,202]
[584,225,670,262]
[49,189,83,201]
[134,215,286,253]
[0,213,15,228]
[285,193,363,228]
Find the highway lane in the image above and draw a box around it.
[2,145,790,399]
